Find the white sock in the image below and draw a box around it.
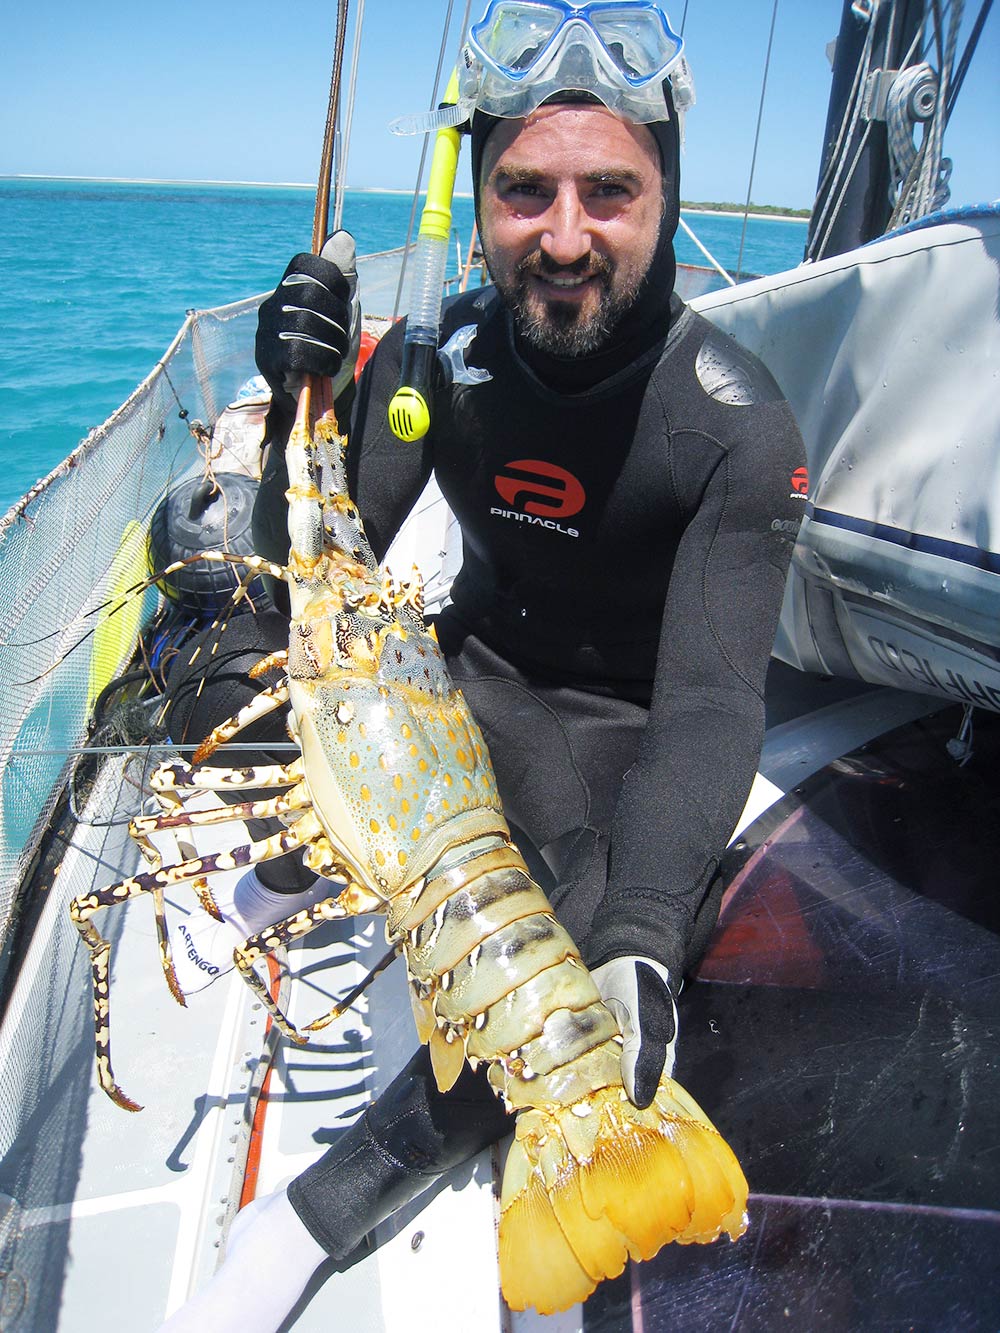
[231,867,333,935]
[158,1188,328,1333]
[169,869,336,996]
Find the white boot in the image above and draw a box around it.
[158,1189,328,1332]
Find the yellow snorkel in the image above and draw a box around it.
[387,70,463,443]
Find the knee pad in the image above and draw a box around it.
[366,1046,513,1174]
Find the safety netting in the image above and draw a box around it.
[0,244,418,970]
[0,297,259,963]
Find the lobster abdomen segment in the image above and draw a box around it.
[384,816,749,1313]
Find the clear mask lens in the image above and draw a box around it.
[473,3,564,77]
[589,6,683,85]
[470,2,682,84]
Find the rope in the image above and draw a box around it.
[886,63,939,196]
[886,0,963,229]
[157,357,214,462]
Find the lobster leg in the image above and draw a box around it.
[249,649,289,679]
[69,812,336,1110]
[131,785,315,1001]
[232,892,373,1043]
[192,682,291,764]
[129,785,313,860]
[230,808,390,1040]
[129,794,197,1010]
[150,757,303,795]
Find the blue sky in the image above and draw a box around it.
[2,1,996,209]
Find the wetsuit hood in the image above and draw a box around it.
[470,99,681,390]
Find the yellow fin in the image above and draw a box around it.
[499,1161,595,1315]
[580,1112,696,1258]
[671,1117,748,1243]
[544,1147,633,1284]
[409,988,436,1045]
[498,1081,749,1315]
[652,1079,749,1242]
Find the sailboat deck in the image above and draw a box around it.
[2,668,998,1330]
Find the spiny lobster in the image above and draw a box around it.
[70,373,748,1314]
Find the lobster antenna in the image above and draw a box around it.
[313,0,352,255]
[325,945,398,1025]
[12,553,279,676]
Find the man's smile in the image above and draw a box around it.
[532,271,600,295]
[533,270,602,302]
[519,253,613,307]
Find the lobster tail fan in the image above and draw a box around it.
[498,1078,749,1315]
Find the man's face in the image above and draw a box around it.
[478,104,664,357]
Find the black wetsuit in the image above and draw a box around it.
[176,273,806,1259]
[256,284,807,978]
[157,79,809,1259]
[253,283,809,1260]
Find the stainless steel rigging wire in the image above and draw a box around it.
[947,0,994,117]
[334,0,367,234]
[736,0,780,282]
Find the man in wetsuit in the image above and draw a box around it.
[160,8,805,1329]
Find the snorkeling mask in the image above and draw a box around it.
[391,1,694,136]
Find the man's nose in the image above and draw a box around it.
[540,190,591,266]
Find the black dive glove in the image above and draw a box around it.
[255,230,361,413]
[591,956,679,1109]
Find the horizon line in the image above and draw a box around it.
[2,173,812,215]
[1,173,478,198]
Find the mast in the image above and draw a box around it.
[806,0,926,260]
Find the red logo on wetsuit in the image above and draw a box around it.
[493,460,586,518]
[790,466,809,498]
[491,460,585,539]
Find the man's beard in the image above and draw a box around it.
[495,250,652,358]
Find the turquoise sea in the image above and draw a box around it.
[0,177,808,516]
